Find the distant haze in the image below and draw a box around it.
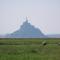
[0,0,60,35]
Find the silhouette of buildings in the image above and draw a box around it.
[6,17,45,38]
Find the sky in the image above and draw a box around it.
[0,0,60,35]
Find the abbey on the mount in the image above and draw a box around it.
[6,17,46,38]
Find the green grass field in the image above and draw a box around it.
[0,38,60,60]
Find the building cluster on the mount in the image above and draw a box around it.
[5,17,46,38]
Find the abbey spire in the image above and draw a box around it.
[26,16,29,23]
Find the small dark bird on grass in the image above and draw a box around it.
[42,41,47,46]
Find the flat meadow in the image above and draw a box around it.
[0,38,60,60]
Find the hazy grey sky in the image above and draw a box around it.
[0,0,60,35]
